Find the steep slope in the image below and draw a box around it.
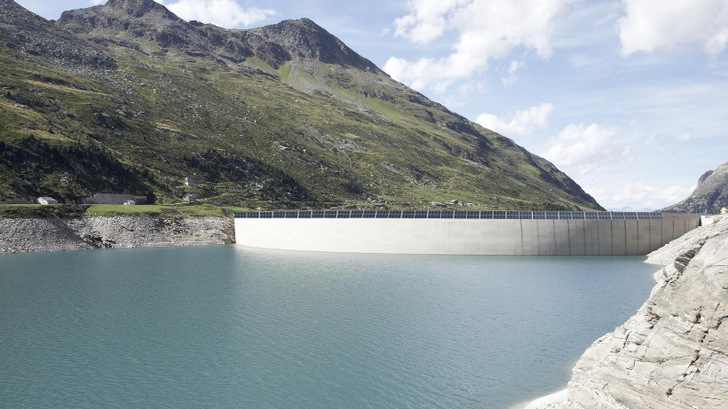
[0,0,602,210]
[662,161,728,214]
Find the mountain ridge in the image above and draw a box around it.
[662,161,728,213]
[0,0,602,210]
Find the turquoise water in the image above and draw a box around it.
[0,246,657,408]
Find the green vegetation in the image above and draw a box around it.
[0,0,603,211]
[0,205,88,219]
[84,204,247,218]
[0,204,247,219]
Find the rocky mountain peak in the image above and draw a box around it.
[0,0,115,69]
[663,160,728,213]
[256,18,381,71]
[104,0,179,19]
[59,0,181,35]
[58,1,380,73]
[696,169,715,190]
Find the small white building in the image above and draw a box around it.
[185,177,201,187]
[37,197,58,205]
[123,200,136,205]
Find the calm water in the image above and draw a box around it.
[0,246,657,409]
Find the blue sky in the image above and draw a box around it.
[15,0,728,211]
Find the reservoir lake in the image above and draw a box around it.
[0,245,658,408]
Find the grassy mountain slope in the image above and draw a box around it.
[0,0,602,210]
[662,161,728,213]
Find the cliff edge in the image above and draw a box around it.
[0,215,234,253]
[525,215,728,409]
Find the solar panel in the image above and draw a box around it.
[235,210,673,221]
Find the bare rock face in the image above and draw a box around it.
[0,0,116,70]
[525,216,728,409]
[0,215,234,253]
[663,161,728,214]
[67,216,235,249]
[57,0,378,73]
[0,216,93,253]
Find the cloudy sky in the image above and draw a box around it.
[15,0,728,211]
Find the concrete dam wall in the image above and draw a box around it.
[234,210,701,255]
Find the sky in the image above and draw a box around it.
[14,0,728,211]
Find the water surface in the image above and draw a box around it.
[0,246,657,408]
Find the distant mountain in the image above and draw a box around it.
[0,0,602,210]
[662,161,728,214]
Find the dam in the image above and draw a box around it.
[234,210,700,255]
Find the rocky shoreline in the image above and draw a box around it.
[0,215,235,253]
[524,215,728,409]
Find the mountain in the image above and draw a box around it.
[662,161,728,213]
[0,0,602,210]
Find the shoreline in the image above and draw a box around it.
[522,215,728,409]
[511,389,568,409]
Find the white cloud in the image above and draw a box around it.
[501,60,522,86]
[385,0,577,92]
[542,123,631,175]
[475,103,553,136]
[90,0,105,5]
[618,0,728,57]
[154,0,274,28]
[589,182,694,211]
[393,0,467,44]
[677,133,693,142]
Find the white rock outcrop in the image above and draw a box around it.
[524,215,728,409]
[0,215,234,253]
